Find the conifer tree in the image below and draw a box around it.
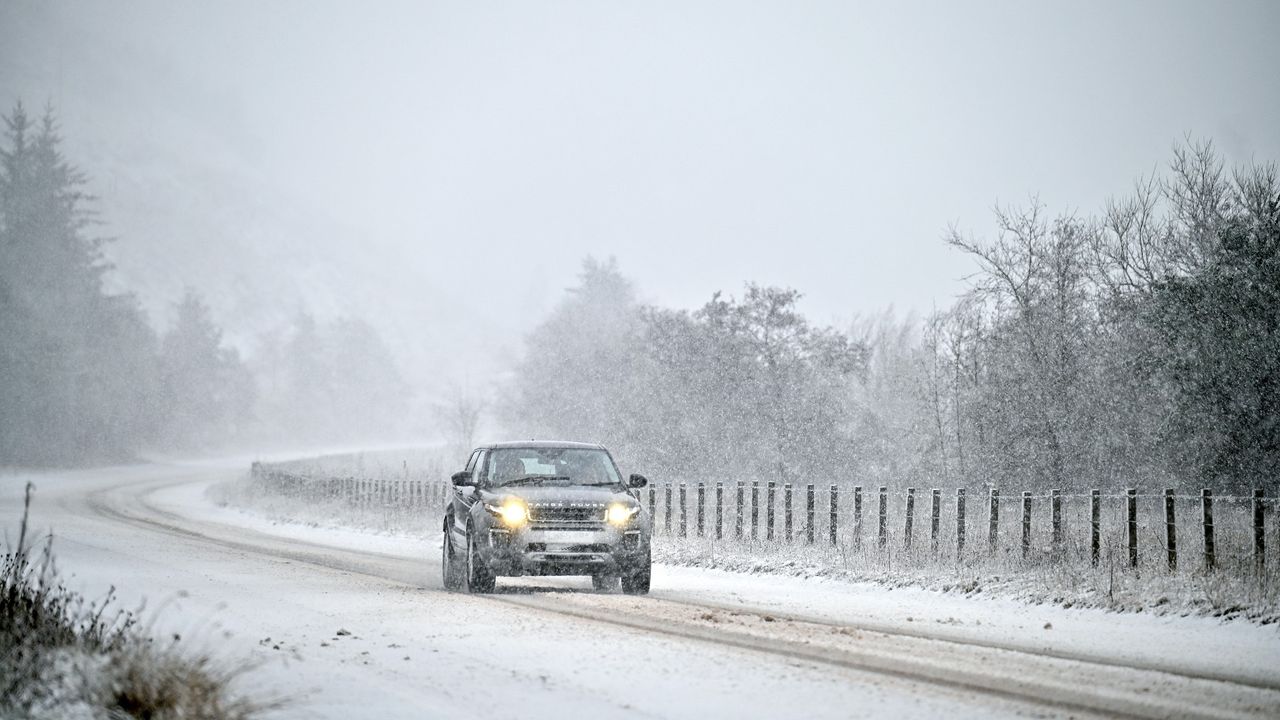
[0,103,156,464]
[157,289,255,448]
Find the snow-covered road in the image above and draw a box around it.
[4,460,1279,719]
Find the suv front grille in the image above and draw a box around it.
[528,504,606,526]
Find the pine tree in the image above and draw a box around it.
[0,103,156,464]
[157,289,255,448]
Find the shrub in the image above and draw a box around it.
[1,483,268,719]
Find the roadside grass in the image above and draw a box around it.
[651,534,1280,623]
[210,470,436,538]
[1,483,272,719]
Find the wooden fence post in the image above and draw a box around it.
[751,481,760,540]
[679,483,687,538]
[715,482,724,540]
[1255,489,1266,574]
[1091,489,1101,567]
[956,488,966,555]
[878,486,888,549]
[988,488,999,552]
[830,485,839,546]
[1127,488,1138,569]
[930,488,941,554]
[784,483,794,542]
[1021,491,1032,558]
[697,482,706,537]
[736,482,745,540]
[767,481,776,541]
[853,486,863,551]
[648,485,656,527]
[1165,488,1177,571]
[904,487,915,549]
[806,484,816,544]
[1201,489,1215,571]
[664,483,673,536]
[1051,489,1062,553]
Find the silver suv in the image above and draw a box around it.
[441,441,652,594]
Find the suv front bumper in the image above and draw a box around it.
[482,525,648,576]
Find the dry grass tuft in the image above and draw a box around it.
[2,483,274,719]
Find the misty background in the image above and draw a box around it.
[1,1,1277,492]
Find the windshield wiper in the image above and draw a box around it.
[500,475,569,487]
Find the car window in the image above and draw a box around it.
[463,449,479,474]
[486,448,621,486]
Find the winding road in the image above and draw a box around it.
[4,459,1278,719]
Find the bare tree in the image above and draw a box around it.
[946,202,1094,489]
[436,382,486,456]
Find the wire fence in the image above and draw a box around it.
[638,481,1277,579]
[249,456,1277,580]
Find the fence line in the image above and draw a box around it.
[249,461,1276,576]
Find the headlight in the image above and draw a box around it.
[485,500,528,527]
[607,503,640,526]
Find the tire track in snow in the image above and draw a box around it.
[80,471,1280,720]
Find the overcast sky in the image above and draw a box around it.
[7,0,1280,338]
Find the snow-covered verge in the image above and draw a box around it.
[2,486,267,720]
[652,536,1280,624]
[210,467,437,542]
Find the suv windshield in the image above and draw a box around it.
[483,447,622,488]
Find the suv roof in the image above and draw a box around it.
[478,440,607,451]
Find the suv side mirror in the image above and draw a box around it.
[628,473,648,488]
[451,471,474,486]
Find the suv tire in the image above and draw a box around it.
[465,523,496,594]
[591,574,620,593]
[621,552,651,595]
[442,519,464,591]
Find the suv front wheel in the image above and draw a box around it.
[442,519,463,591]
[465,523,496,594]
[591,574,620,593]
[621,552,651,595]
